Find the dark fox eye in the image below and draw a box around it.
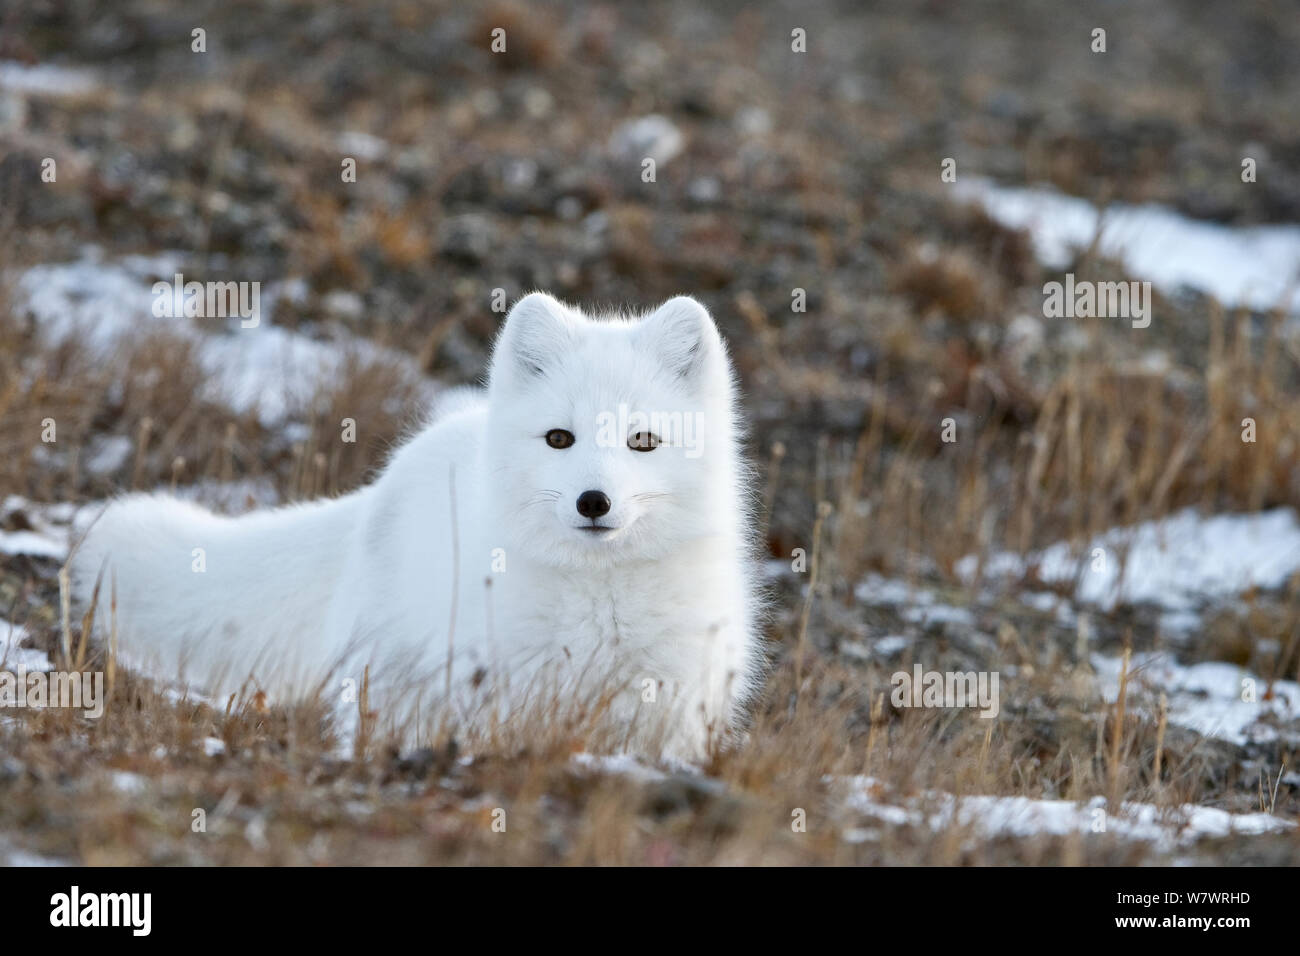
[628,431,660,452]
[545,429,575,449]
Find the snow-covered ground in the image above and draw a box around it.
[959,507,1300,616]
[837,776,1293,850]
[946,178,1300,761]
[956,509,1300,745]
[956,177,1300,313]
[563,757,1295,851]
[834,505,1300,838]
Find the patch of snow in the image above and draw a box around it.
[570,752,667,783]
[855,573,926,606]
[322,290,364,320]
[0,529,65,560]
[838,640,872,662]
[0,60,99,97]
[961,508,1300,615]
[1158,609,1202,636]
[873,634,911,654]
[609,115,684,166]
[837,776,1293,849]
[336,130,389,162]
[1092,652,1300,746]
[16,252,435,428]
[856,573,975,627]
[872,635,911,657]
[956,177,1300,313]
[734,106,772,138]
[159,684,216,708]
[0,845,66,866]
[901,603,975,627]
[109,771,147,794]
[83,434,134,475]
[0,496,70,562]
[762,558,792,579]
[1019,590,1063,613]
[0,619,52,673]
[203,736,226,756]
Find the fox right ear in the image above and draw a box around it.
[491,292,576,383]
[636,296,723,383]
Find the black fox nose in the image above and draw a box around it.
[576,490,611,519]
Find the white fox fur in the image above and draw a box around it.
[71,293,764,759]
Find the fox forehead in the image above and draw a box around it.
[489,293,730,434]
[511,330,700,415]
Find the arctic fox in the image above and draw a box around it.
[71,293,763,759]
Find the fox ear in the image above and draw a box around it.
[492,292,576,383]
[638,296,722,382]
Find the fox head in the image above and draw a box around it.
[485,292,744,569]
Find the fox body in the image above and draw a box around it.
[71,294,763,758]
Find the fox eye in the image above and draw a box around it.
[545,429,575,449]
[628,431,660,452]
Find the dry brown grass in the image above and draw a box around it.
[3,595,1284,865]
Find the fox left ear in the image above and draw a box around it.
[638,296,723,382]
